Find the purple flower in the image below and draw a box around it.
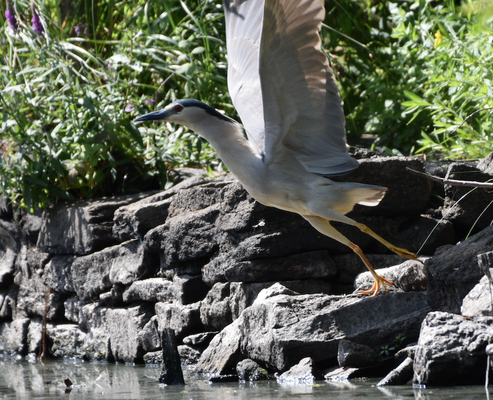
[74,23,88,37]
[5,1,18,32]
[145,98,155,105]
[31,8,44,36]
[125,104,134,112]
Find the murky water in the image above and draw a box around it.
[0,357,490,400]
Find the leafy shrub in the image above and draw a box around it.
[1,0,491,210]
[1,0,227,210]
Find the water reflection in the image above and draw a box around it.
[0,357,491,400]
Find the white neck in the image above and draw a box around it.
[186,117,265,190]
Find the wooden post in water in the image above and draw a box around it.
[159,328,185,385]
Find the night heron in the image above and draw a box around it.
[134,0,418,296]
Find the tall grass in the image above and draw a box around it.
[1,0,492,210]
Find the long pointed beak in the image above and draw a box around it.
[134,109,172,123]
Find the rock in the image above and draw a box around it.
[144,350,163,365]
[340,157,432,217]
[113,175,212,241]
[203,250,338,286]
[442,162,493,238]
[122,277,175,303]
[377,357,414,386]
[413,311,493,385]
[72,239,153,301]
[196,284,430,374]
[37,193,148,255]
[236,359,270,381]
[277,357,324,383]
[196,319,243,375]
[0,224,18,286]
[461,252,493,317]
[104,303,159,363]
[200,282,232,331]
[144,206,220,271]
[122,275,207,305]
[42,255,75,293]
[48,324,86,359]
[477,152,493,175]
[182,332,217,348]
[178,344,202,365]
[16,273,65,320]
[461,274,493,317]
[354,260,427,293]
[155,302,203,341]
[337,339,379,368]
[0,318,30,355]
[426,226,493,313]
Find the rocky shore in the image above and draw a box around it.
[1,152,493,386]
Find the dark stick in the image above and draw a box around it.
[159,328,185,385]
[406,167,493,189]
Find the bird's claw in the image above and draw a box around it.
[359,274,393,297]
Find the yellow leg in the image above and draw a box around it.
[355,223,420,262]
[303,216,393,296]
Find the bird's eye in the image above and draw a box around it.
[174,104,183,112]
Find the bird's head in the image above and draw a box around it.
[134,99,233,133]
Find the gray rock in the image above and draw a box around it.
[182,332,217,347]
[413,311,493,385]
[72,239,152,301]
[377,357,414,386]
[461,272,493,317]
[277,357,324,383]
[42,255,75,293]
[236,359,270,381]
[37,193,148,255]
[144,206,220,270]
[178,344,202,365]
[104,303,158,363]
[442,162,493,238]
[48,324,87,359]
[16,273,65,320]
[337,339,379,368]
[0,318,30,355]
[426,226,493,313]
[197,284,430,374]
[478,152,493,175]
[155,302,203,341]
[340,157,432,216]
[204,250,338,286]
[113,175,213,241]
[0,224,18,286]
[143,350,163,365]
[122,278,175,303]
[200,282,232,331]
[355,259,427,293]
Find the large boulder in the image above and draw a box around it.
[196,283,430,374]
[71,239,154,301]
[37,193,149,255]
[413,311,493,385]
[426,226,493,313]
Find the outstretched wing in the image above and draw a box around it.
[223,0,265,156]
[224,0,358,175]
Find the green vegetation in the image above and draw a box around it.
[1,0,492,209]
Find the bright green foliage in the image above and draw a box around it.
[1,0,227,210]
[1,0,492,210]
[326,0,493,158]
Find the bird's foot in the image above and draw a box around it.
[359,273,393,297]
[388,245,422,263]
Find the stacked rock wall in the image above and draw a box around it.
[1,155,493,385]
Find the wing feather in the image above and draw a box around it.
[224,0,358,175]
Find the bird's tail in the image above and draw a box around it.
[346,184,387,207]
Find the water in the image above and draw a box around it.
[0,357,490,400]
